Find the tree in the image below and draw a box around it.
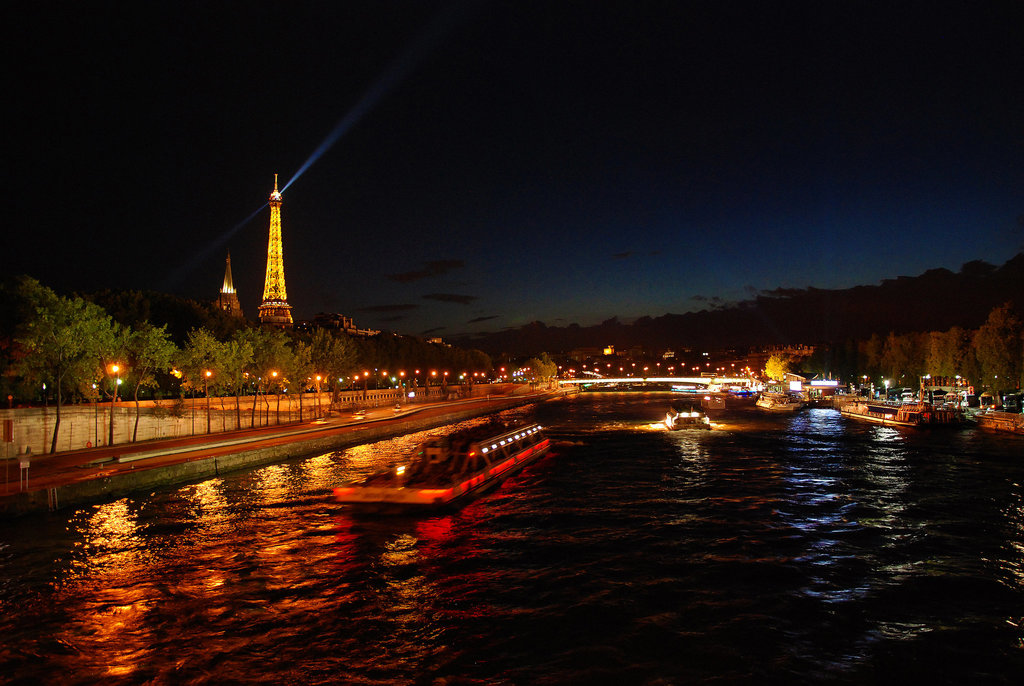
[222,333,255,429]
[288,340,314,420]
[177,328,225,434]
[14,278,116,453]
[306,329,358,411]
[861,333,885,378]
[764,353,791,382]
[973,303,1023,393]
[523,352,557,383]
[880,331,926,384]
[123,324,177,442]
[239,328,294,425]
[926,326,977,383]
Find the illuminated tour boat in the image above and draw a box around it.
[334,423,550,511]
[840,400,964,428]
[664,402,712,430]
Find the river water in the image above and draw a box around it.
[1,394,1022,684]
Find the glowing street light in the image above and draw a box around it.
[108,363,121,446]
[204,370,213,433]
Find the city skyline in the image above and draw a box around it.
[8,2,1023,338]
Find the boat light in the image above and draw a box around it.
[418,488,452,498]
[396,465,405,476]
[481,447,489,453]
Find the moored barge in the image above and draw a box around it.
[333,423,550,511]
[755,393,803,413]
[975,410,1024,435]
[840,400,964,428]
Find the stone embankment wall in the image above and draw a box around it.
[0,384,522,458]
[2,388,573,516]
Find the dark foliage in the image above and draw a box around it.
[82,289,251,345]
[457,254,1024,356]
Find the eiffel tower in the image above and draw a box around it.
[258,174,293,327]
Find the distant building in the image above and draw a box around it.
[297,312,380,337]
[217,252,244,319]
[568,347,605,361]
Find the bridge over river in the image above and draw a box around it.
[559,376,755,388]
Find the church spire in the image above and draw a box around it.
[217,252,244,318]
[221,251,237,294]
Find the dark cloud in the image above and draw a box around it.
[467,315,499,324]
[612,251,632,259]
[423,293,477,304]
[420,326,446,335]
[387,260,465,283]
[357,303,419,312]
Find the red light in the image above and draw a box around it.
[418,488,453,498]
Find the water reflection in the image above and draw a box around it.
[1,395,1022,684]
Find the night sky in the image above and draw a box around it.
[9,2,1022,339]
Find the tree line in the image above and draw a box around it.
[800,303,1023,394]
[1,277,492,453]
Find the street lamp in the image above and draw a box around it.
[204,370,212,433]
[108,363,120,446]
[315,374,322,417]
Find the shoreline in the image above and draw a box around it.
[1,390,571,518]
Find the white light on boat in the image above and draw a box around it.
[482,447,489,453]
[396,465,405,475]
[491,444,497,449]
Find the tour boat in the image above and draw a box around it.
[333,423,550,511]
[755,393,803,412]
[840,400,964,428]
[664,402,712,430]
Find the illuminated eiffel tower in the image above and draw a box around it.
[258,174,293,327]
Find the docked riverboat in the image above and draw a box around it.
[333,423,550,511]
[755,393,803,413]
[840,400,964,428]
[664,402,712,430]
[701,390,759,414]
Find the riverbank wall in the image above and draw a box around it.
[0,384,522,458]
[2,390,571,517]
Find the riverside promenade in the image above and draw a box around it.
[1,388,573,517]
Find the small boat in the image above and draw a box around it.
[840,400,964,428]
[333,423,550,511]
[664,402,711,430]
[755,393,803,412]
